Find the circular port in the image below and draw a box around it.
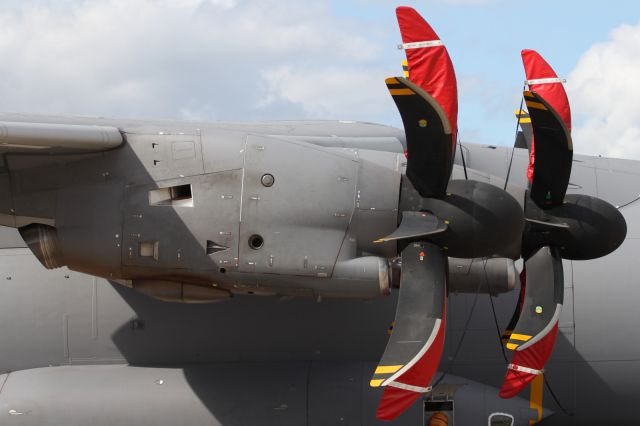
[248,234,264,250]
[261,173,275,187]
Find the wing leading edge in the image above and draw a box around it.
[0,121,123,153]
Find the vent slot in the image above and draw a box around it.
[149,184,193,207]
[139,241,159,260]
[206,240,229,255]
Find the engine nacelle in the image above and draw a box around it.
[229,256,391,300]
[131,280,231,303]
[309,256,390,299]
[447,257,517,294]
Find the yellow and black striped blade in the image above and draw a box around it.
[501,269,525,345]
[402,60,409,78]
[515,109,531,124]
[385,76,453,198]
[370,364,404,387]
[514,109,533,152]
[370,242,446,388]
[505,246,564,352]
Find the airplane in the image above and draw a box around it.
[0,5,636,426]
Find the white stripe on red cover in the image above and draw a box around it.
[398,40,444,50]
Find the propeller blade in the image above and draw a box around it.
[521,49,572,186]
[373,211,447,243]
[522,50,571,132]
[501,268,527,345]
[525,91,573,208]
[386,76,453,198]
[372,242,447,420]
[513,109,533,152]
[396,6,458,150]
[500,246,563,398]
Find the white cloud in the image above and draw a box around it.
[568,22,640,159]
[169,0,237,8]
[0,0,389,122]
[259,65,393,119]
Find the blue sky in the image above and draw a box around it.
[329,0,640,149]
[0,0,638,157]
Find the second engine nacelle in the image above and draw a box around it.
[447,257,517,294]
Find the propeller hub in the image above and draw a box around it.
[523,193,627,260]
[400,178,524,259]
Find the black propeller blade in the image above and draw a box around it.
[374,211,447,243]
[372,243,447,419]
[525,90,573,208]
[385,77,453,198]
[514,109,533,151]
[500,246,563,397]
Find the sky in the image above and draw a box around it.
[0,0,638,158]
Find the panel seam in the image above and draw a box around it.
[0,372,10,395]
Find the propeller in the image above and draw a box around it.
[371,7,524,420]
[499,51,627,398]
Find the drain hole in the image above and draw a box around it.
[248,234,264,250]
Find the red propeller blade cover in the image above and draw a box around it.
[499,322,559,398]
[397,6,458,152]
[376,300,447,420]
[521,49,571,183]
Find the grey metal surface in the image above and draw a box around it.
[0,121,122,153]
[0,364,307,426]
[126,131,204,181]
[57,181,124,277]
[346,148,401,258]
[0,226,26,248]
[0,364,542,426]
[121,169,243,273]
[462,145,640,210]
[448,257,517,294]
[238,134,357,276]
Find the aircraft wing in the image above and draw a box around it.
[0,121,123,153]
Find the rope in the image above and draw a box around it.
[432,260,482,387]
[458,131,468,180]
